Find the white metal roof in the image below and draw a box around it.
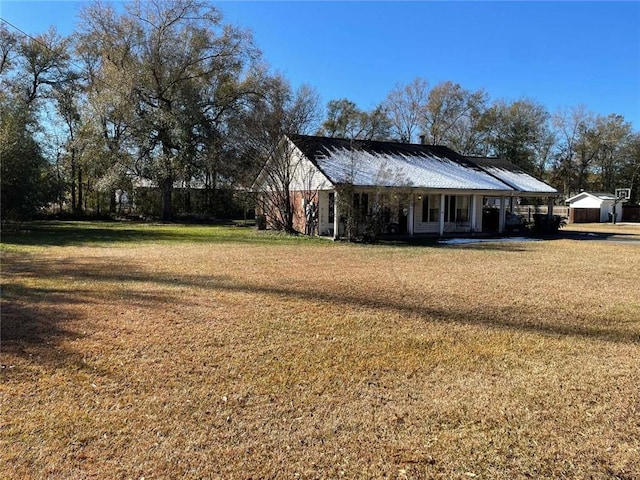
[565,191,616,203]
[287,135,558,195]
[315,147,514,191]
[475,165,558,194]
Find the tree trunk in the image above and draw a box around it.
[71,161,76,213]
[76,165,83,214]
[161,177,173,221]
[185,188,192,213]
[283,189,294,233]
[110,189,117,214]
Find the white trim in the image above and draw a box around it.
[470,195,477,233]
[499,197,506,233]
[408,197,415,236]
[333,190,340,240]
[438,193,445,236]
[565,191,616,204]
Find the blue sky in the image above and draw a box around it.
[2,1,639,130]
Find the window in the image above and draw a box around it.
[353,193,369,217]
[328,192,335,223]
[445,195,469,223]
[456,195,469,222]
[422,195,440,222]
[445,196,456,223]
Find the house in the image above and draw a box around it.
[565,191,624,223]
[253,135,559,238]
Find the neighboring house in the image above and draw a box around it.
[253,134,559,238]
[565,191,624,223]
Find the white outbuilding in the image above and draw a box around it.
[565,191,622,223]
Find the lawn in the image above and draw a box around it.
[1,222,639,479]
[563,222,640,237]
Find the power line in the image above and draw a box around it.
[0,16,107,90]
[0,17,57,52]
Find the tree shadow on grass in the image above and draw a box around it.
[548,230,640,244]
[2,221,165,246]
[194,278,639,346]
[1,252,200,371]
[0,221,321,247]
[8,251,640,356]
[3,250,637,373]
[2,285,85,370]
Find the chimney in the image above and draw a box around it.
[419,134,426,145]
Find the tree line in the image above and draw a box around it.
[1,0,638,221]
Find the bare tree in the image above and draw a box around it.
[319,98,391,140]
[619,132,640,205]
[253,135,322,233]
[592,114,633,193]
[479,97,550,173]
[551,106,593,196]
[383,77,429,143]
[423,81,488,151]
[246,78,322,233]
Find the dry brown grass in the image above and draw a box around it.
[2,224,639,479]
[564,222,640,236]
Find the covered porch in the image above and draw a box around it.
[318,188,557,240]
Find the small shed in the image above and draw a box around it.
[565,192,621,223]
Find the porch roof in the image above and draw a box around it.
[465,157,558,195]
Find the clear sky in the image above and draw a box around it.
[2,1,639,130]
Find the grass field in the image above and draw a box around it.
[2,222,639,479]
[563,222,640,237]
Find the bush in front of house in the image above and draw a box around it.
[530,214,567,235]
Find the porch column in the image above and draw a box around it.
[408,196,415,236]
[499,196,506,234]
[547,197,554,220]
[439,193,445,236]
[470,195,477,234]
[333,191,340,239]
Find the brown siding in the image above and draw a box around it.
[622,206,640,222]
[569,208,600,223]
